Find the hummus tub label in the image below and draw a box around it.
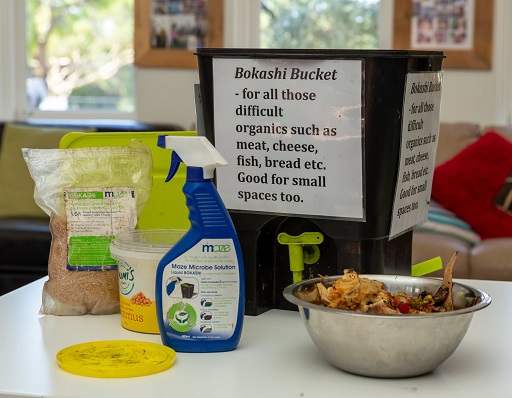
[120,294,159,334]
[161,238,240,340]
[389,71,443,239]
[212,58,364,220]
[118,258,159,334]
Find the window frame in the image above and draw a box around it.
[2,0,391,122]
[0,0,21,121]
[3,1,510,125]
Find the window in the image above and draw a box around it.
[260,0,383,49]
[24,0,134,117]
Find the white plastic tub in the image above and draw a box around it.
[110,229,185,334]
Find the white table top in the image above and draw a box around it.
[0,277,510,398]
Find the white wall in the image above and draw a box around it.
[135,68,199,130]
[441,70,498,126]
[135,0,512,130]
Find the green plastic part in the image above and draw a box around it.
[303,244,321,265]
[411,256,443,276]
[277,232,324,246]
[278,232,324,283]
[60,131,196,230]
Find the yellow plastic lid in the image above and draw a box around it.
[56,340,176,378]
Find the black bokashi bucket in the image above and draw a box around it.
[195,49,444,315]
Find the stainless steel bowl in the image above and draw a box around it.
[283,274,491,378]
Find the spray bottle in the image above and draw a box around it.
[155,135,245,352]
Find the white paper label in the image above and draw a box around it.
[161,239,240,340]
[212,58,364,220]
[389,71,443,239]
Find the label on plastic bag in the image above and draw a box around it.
[64,187,137,270]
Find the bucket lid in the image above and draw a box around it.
[56,340,176,378]
[110,229,186,261]
[195,48,445,59]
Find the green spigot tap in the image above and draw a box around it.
[277,232,324,283]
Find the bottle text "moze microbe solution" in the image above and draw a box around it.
[155,136,245,352]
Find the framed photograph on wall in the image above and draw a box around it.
[134,0,223,68]
[393,0,493,69]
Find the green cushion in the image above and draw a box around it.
[0,123,73,217]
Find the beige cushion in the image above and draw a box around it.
[412,230,471,278]
[471,238,512,281]
[435,123,481,166]
[0,123,71,217]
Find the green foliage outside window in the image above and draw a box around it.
[26,0,134,112]
[260,0,380,49]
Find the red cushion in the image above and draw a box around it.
[431,131,512,239]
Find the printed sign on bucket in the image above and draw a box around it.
[212,58,364,220]
[389,71,443,239]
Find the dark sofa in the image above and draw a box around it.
[0,120,184,295]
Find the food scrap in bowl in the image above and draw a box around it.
[297,252,459,314]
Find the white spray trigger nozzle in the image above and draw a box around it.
[158,135,228,180]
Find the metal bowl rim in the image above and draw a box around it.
[283,274,492,318]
